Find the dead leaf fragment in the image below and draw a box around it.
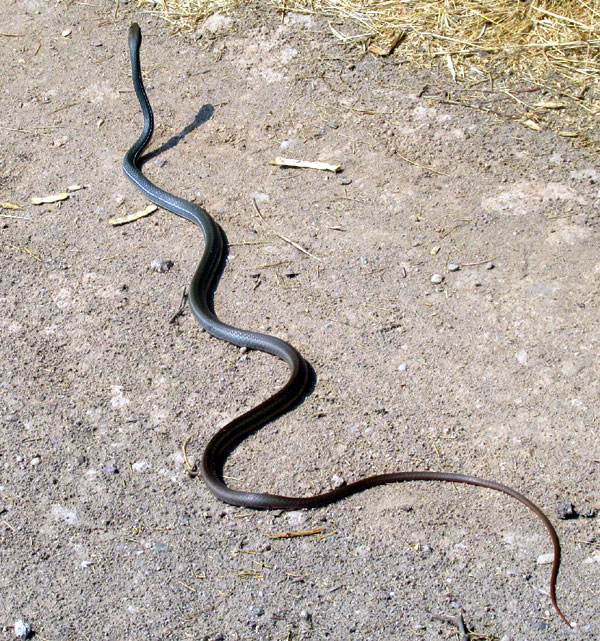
[558,131,578,138]
[109,204,158,226]
[31,193,69,205]
[522,119,541,131]
[271,157,341,173]
[67,184,84,192]
[1,202,22,210]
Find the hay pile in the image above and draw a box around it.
[139,0,599,145]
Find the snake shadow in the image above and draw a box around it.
[141,102,317,423]
[138,103,215,166]
[211,228,318,408]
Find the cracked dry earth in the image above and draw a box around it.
[1,1,599,640]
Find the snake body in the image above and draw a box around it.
[123,23,570,626]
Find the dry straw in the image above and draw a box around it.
[140,0,599,143]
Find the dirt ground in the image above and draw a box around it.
[1,1,599,639]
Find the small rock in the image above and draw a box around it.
[150,259,174,273]
[556,500,578,520]
[30,457,41,467]
[537,552,554,565]
[485,261,494,270]
[14,620,32,639]
[300,609,312,621]
[76,455,87,466]
[448,263,460,272]
[515,349,528,365]
[331,474,346,489]
[430,273,444,284]
[249,605,264,617]
[339,177,352,185]
[203,12,233,34]
[286,510,307,527]
[102,465,119,475]
[398,362,407,372]
[580,508,596,518]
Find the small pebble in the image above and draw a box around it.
[430,273,444,284]
[30,457,41,467]
[150,259,174,273]
[102,466,119,475]
[331,474,346,488]
[300,610,312,621]
[14,620,32,639]
[485,261,494,270]
[448,263,460,272]
[339,177,352,185]
[536,552,554,565]
[556,500,578,520]
[398,362,407,372]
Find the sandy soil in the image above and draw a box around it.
[1,1,599,640]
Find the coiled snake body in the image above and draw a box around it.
[122,23,570,626]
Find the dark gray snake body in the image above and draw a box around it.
[122,23,570,626]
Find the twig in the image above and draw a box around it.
[169,286,188,324]
[396,152,446,176]
[267,527,323,539]
[432,613,470,641]
[253,198,322,261]
[182,433,198,477]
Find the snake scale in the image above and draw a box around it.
[122,23,570,627]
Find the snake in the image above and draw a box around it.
[122,23,571,627]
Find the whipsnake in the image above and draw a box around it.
[122,23,571,627]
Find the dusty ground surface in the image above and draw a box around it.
[1,1,599,640]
